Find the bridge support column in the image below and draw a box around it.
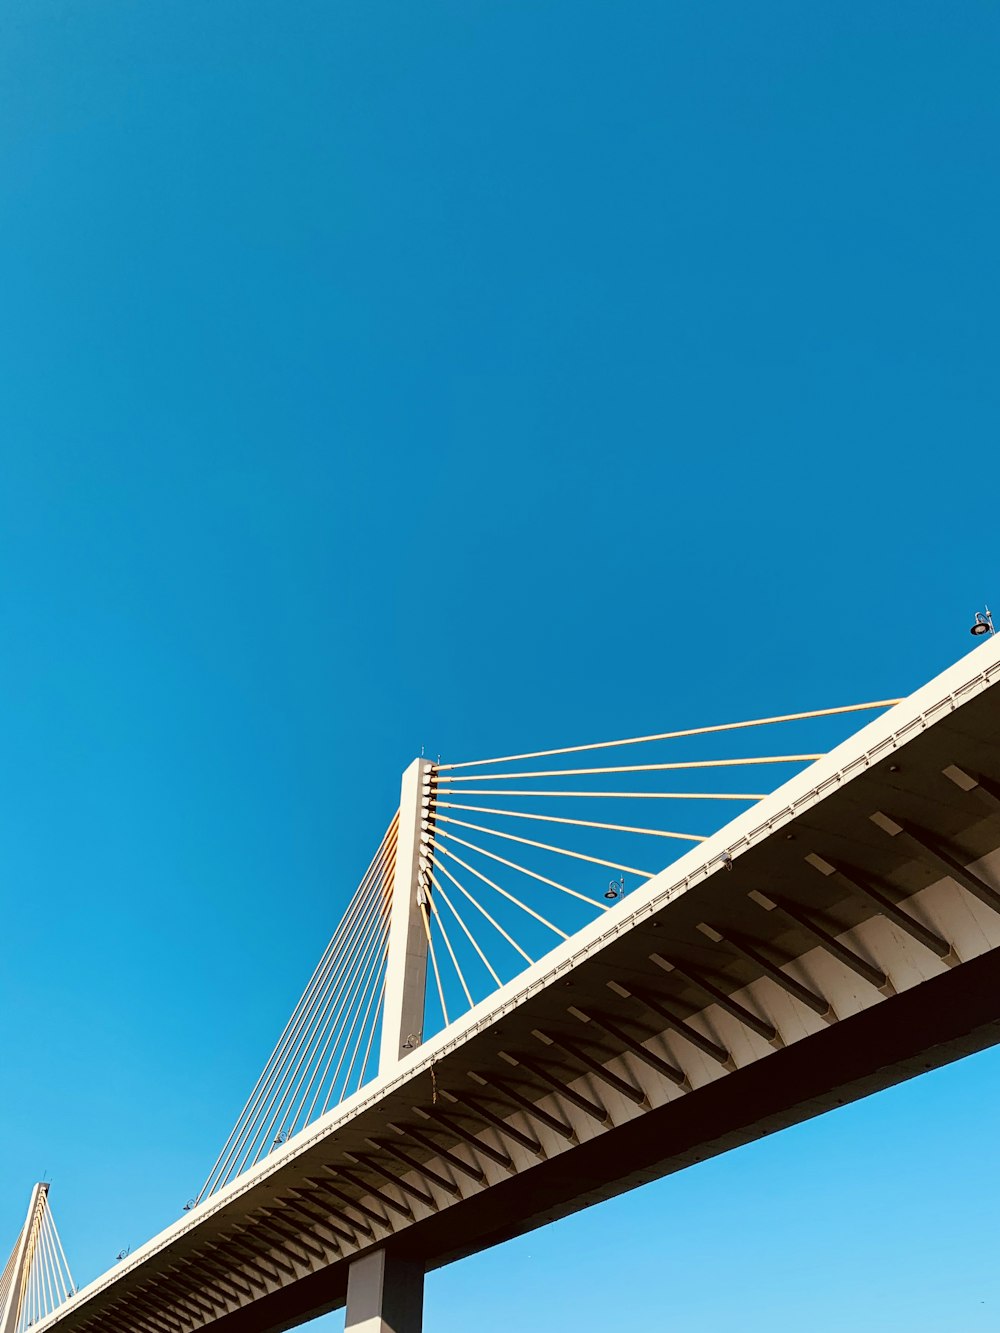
[345,1248,424,1333]
[380,758,434,1072]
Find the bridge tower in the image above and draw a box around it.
[348,756,433,1333]
[0,1183,76,1333]
[379,757,435,1072]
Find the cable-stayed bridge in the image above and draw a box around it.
[9,637,1000,1333]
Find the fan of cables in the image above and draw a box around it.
[418,698,901,1038]
[197,813,398,1202]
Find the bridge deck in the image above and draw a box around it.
[40,640,1000,1333]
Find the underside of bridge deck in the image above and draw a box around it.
[39,646,1000,1333]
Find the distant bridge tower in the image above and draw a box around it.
[0,1184,76,1333]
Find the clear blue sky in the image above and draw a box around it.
[1,2,998,1328]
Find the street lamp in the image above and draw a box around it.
[970,607,995,637]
